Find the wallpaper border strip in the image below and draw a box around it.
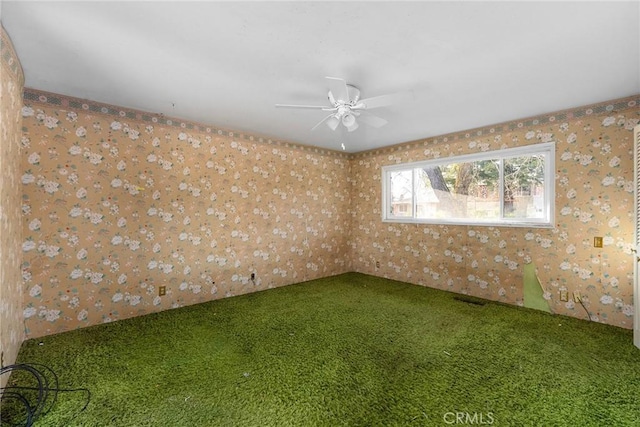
[22,87,351,159]
[0,25,25,87]
[22,87,639,160]
[353,94,640,158]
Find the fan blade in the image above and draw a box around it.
[275,104,330,109]
[357,112,388,128]
[325,76,349,103]
[311,114,336,131]
[355,91,414,110]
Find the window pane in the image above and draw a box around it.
[415,161,499,220]
[464,160,500,219]
[503,155,545,219]
[415,168,440,218]
[389,170,413,217]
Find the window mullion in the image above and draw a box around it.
[391,172,396,217]
[412,168,417,219]
[392,172,398,217]
[499,158,505,220]
[387,171,391,217]
[544,152,551,223]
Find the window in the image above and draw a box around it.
[382,143,554,227]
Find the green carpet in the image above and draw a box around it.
[3,273,640,426]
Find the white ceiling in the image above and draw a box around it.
[2,1,639,153]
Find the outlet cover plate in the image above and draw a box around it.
[560,289,569,302]
[573,291,582,302]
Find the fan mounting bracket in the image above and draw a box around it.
[328,84,360,106]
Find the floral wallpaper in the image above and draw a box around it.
[0,25,25,378]
[17,86,640,337]
[20,90,352,338]
[349,96,640,329]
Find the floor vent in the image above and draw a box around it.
[453,296,487,306]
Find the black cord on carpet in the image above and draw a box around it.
[578,299,593,322]
[0,363,90,427]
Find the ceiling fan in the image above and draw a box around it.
[275,76,412,132]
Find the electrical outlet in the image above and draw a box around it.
[573,291,582,302]
[594,236,603,248]
[560,289,569,302]
[159,286,166,296]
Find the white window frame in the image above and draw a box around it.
[381,142,555,228]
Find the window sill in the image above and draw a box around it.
[382,217,554,228]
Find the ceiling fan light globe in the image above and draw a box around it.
[346,120,359,132]
[326,116,340,131]
[342,113,356,127]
